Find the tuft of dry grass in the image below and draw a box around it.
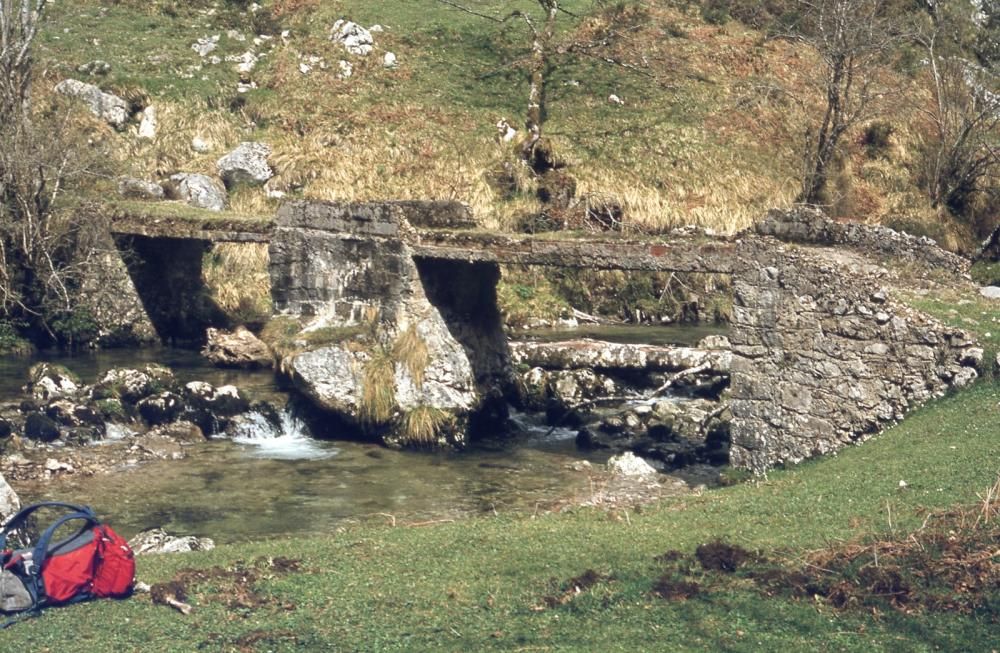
[360,347,396,426]
[392,324,429,389]
[398,404,454,446]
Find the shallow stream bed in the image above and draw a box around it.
[4,325,721,543]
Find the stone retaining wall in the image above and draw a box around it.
[728,240,980,473]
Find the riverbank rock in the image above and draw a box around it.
[54,79,130,129]
[607,452,658,477]
[203,326,272,368]
[129,528,215,555]
[167,173,227,211]
[24,363,80,401]
[0,472,19,523]
[23,412,60,442]
[217,142,273,187]
[136,392,185,426]
[91,366,175,403]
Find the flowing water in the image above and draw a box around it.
[4,325,721,543]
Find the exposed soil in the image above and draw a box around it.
[151,556,303,614]
[650,480,1000,617]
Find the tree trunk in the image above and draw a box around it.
[520,0,559,165]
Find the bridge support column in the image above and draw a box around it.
[269,201,512,447]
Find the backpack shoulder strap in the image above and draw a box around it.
[0,503,94,550]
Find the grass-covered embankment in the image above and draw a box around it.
[4,381,998,651]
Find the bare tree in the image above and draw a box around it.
[915,2,1000,224]
[1,0,110,341]
[789,0,900,205]
[436,0,650,173]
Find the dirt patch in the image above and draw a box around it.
[651,576,702,601]
[153,556,303,614]
[650,479,1000,616]
[539,569,613,609]
[695,540,752,572]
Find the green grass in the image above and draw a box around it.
[903,290,1000,379]
[4,381,998,651]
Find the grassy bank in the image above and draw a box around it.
[4,381,998,651]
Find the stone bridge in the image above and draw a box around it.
[109,201,981,473]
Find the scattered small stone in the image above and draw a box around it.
[129,528,215,555]
[191,35,220,57]
[137,105,157,140]
[76,60,111,76]
[338,60,353,79]
[383,51,397,68]
[191,136,211,153]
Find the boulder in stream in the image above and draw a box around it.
[203,326,272,368]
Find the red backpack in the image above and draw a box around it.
[1,502,135,627]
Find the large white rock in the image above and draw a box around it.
[979,286,1000,300]
[216,142,273,187]
[54,79,129,129]
[169,173,227,211]
[330,20,374,56]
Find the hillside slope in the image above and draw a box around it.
[34,0,991,247]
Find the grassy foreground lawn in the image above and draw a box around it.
[4,381,998,651]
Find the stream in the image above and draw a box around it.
[3,326,722,544]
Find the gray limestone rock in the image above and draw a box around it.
[168,173,227,211]
[117,176,165,200]
[54,79,130,129]
[203,326,273,368]
[979,286,1000,300]
[216,142,273,187]
[330,20,374,56]
[129,528,215,555]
